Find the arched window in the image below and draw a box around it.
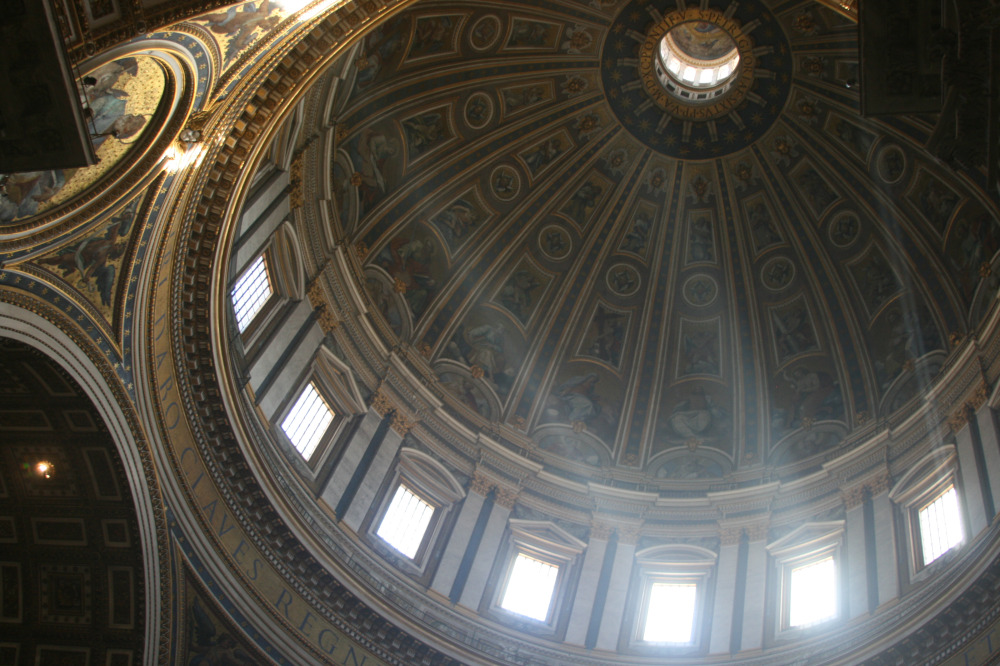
[630,544,717,650]
[232,255,272,332]
[274,348,365,470]
[368,449,465,574]
[890,446,965,577]
[229,221,304,350]
[767,521,845,634]
[490,520,586,631]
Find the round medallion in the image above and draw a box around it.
[490,165,521,201]
[464,93,493,129]
[607,264,641,296]
[539,225,572,260]
[683,274,718,307]
[762,257,795,291]
[469,15,501,51]
[876,145,906,184]
[829,211,861,248]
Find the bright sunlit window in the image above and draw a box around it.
[376,484,435,558]
[500,553,559,621]
[788,556,836,628]
[918,485,963,565]
[232,255,272,332]
[642,582,697,643]
[281,382,334,459]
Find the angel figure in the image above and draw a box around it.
[188,597,256,665]
[202,0,282,62]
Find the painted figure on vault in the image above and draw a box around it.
[561,180,602,224]
[402,112,447,156]
[354,20,404,89]
[620,212,651,254]
[0,171,66,224]
[687,215,715,263]
[188,596,255,665]
[498,269,541,322]
[551,373,601,426]
[523,138,564,174]
[38,199,138,307]
[772,366,843,434]
[81,58,147,149]
[431,199,480,248]
[666,386,728,440]
[748,203,781,250]
[200,0,282,63]
[465,322,506,381]
[586,306,625,366]
[350,130,398,216]
[375,235,437,315]
[444,321,518,397]
[543,372,619,440]
[771,303,818,362]
[411,16,454,57]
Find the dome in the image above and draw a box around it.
[306,0,978,491]
[4,0,1000,664]
[210,1,1000,663]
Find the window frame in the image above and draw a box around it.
[766,521,845,638]
[498,550,563,622]
[279,380,335,460]
[230,221,304,357]
[782,551,838,630]
[273,349,366,473]
[488,520,586,634]
[889,446,965,580]
[628,544,717,653]
[366,448,465,577]
[231,254,274,334]
[914,482,963,566]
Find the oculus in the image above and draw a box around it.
[657,22,741,100]
[638,9,756,121]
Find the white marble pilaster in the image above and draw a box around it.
[319,409,382,511]
[595,538,637,651]
[955,423,989,536]
[565,526,610,646]
[458,498,513,610]
[871,488,899,606]
[709,539,740,654]
[430,486,488,597]
[845,499,868,619]
[342,424,404,531]
[976,407,1000,521]
[740,536,767,651]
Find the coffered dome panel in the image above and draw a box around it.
[310,0,987,491]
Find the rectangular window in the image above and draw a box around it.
[788,556,836,628]
[918,485,963,565]
[231,255,272,332]
[500,553,559,621]
[376,484,435,559]
[642,582,697,643]
[281,382,334,459]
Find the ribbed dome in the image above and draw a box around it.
[322,0,995,489]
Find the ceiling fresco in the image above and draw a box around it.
[188,0,289,68]
[0,56,165,227]
[316,0,999,484]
